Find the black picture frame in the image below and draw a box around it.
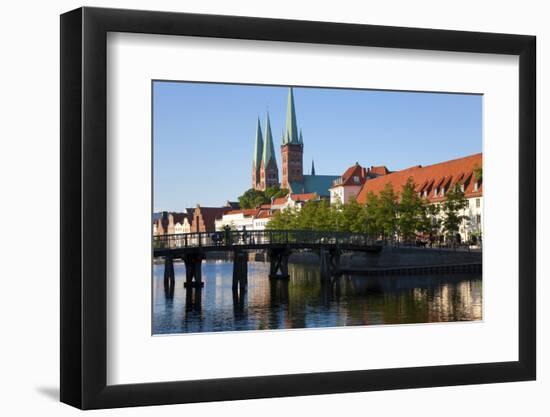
[60,6,536,410]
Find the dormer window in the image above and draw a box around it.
[434,187,439,196]
[440,188,445,197]
[460,183,465,192]
[423,190,428,198]
[353,175,359,183]
[474,181,479,191]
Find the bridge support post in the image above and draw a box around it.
[319,248,330,282]
[232,250,248,292]
[268,247,291,279]
[183,252,205,288]
[319,247,342,282]
[185,286,202,312]
[163,254,175,290]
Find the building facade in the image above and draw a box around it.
[215,206,272,231]
[270,192,320,212]
[356,153,483,243]
[153,211,192,236]
[330,163,391,205]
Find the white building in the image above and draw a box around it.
[215,207,272,231]
[270,192,320,211]
[330,163,390,205]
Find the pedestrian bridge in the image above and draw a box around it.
[154,230,382,292]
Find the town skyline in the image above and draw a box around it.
[153,81,482,211]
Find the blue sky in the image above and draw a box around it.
[153,81,482,211]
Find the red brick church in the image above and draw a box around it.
[251,88,338,198]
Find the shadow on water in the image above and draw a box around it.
[185,288,202,313]
[233,288,246,320]
[152,260,482,334]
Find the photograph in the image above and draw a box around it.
[152,82,483,335]
[53,4,538,411]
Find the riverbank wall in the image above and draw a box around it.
[158,247,481,275]
[249,247,481,268]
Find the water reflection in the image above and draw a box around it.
[152,261,482,334]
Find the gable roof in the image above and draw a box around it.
[291,192,319,202]
[172,212,192,225]
[271,196,288,206]
[357,153,482,204]
[225,208,261,217]
[193,206,232,231]
[331,163,368,188]
[369,165,390,176]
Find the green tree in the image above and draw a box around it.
[364,191,382,237]
[266,206,298,230]
[441,183,468,243]
[340,196,368,233]
[473,164,482,182]
[417,201,441,240]
[265,186,289,201]
[378,183,399,241]
[238,186,289,209]
[397,177,424,241]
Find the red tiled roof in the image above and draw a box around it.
[272,193,318,205]
[256,210,271,219]
[272,197,287,206]
[369,165,390,176]
[357,153,482,204]
[225,208,261,217]
[330,164,366,189]
[338,163,368,187]
[291,192,318,201]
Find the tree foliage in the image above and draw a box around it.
[238,186,289,209]
[473,164,483,181]
[377,183,399,240]
[397,178,424,241]
[441,183,468,241]
[265,180,471,245]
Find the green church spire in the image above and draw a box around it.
[253,117,264,170]
[282,87,300,145]
[262,113,276,165]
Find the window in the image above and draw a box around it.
[476,198,480,208]
[476,214,481,224]
[353,175,359,183]
[474,181,479,191]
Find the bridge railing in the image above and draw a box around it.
[153,230,377,250]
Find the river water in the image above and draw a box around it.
[152,260,482,335]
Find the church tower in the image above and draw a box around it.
[281,87,303,190]
[252,117,264,190]
[259,113,279,190]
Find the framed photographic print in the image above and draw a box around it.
[60,7,536,409]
